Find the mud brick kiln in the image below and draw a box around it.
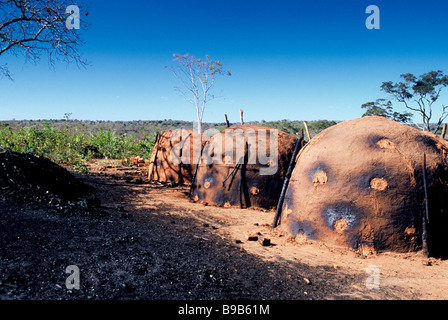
[280,116,448,257]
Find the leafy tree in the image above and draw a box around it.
[171,53,231,133]
[0,0,89,80]
[307,120,337,132]
[380,70,448,132]
[361,98,413,123]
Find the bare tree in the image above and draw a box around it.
[0,0,89,80]
[171,53,231,133]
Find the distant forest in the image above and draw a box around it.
[1,118,444,169]
[0,119,338,138]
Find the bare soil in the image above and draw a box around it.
[1,158,448,300]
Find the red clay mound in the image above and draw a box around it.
[190,125,304,210]
[280,116,448,257]
[148,129,205,184]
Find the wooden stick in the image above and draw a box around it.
[147,132,160,181]
[222,163,241,189]
[240,109,244,125]
[295,129,304,139]
[272,137,304,228]
[303,121,311,141]
[441,124,447,139]
[422,152,429,257]
[239,141,250,208]
[188,141,208,198]
[224,114,230,128]
[422,153,430,223]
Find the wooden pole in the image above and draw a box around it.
[295,129,304,139]
[272,137,304,228]
[240,109,244,125]
[188,141,208,198]
[441,124,447,139]
[422,153,430,224]
[303,121,311,141]
[147,132,160,181]
[222,163,241,189]
[224,114,230,128]
[239,141,250,209]
[422,152,429,257]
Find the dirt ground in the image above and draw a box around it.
[1,159,448,300]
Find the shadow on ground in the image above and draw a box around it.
[0,172,403,300]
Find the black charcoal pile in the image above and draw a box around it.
[0,151,100,214]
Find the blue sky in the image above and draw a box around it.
[1,0,448,124]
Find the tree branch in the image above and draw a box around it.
[171,53,230,133]
[0,0,89,79]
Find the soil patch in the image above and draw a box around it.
[1,158,448,300]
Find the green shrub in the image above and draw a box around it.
[0,122,156,166]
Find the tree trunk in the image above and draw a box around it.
[196,113,202,134]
